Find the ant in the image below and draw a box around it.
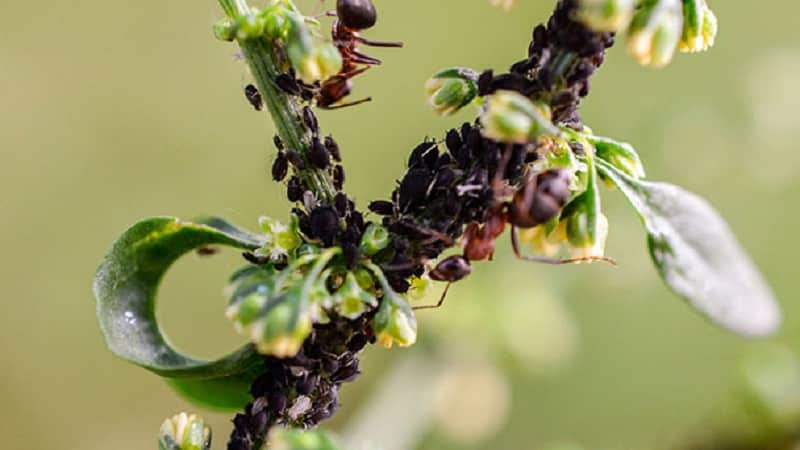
[312,0,403,109]
[415,146,616,310]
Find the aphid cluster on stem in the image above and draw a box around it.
[478,0,614,126]
[228,316,373,450]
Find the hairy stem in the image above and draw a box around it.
[217,0,337,203]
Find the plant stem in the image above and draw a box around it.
[217,0,337,203]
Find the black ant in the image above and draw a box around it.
[278,0,402,109]
[414,146,616,310]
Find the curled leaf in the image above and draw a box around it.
[93,217,266,410]
[596,160,781,336]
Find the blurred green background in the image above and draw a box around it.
[2,0,798,449]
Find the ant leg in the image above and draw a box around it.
[341,66,371,79]
[492,144,514,192]
[321,97,372,109]
[348,50,383,66]
[510,226,618,266]
[356,36,404,48]
[413,283,452,310]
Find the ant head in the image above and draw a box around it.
[337,0,377,30]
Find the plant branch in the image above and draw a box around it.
[217,0,337,203]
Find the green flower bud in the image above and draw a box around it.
[480,91,561,144]
[576,0,636,32]
[257,216,302,261]
[359,223,390,256]
[254,287,313,357]
[517,222,568,257]
[263,7,290,40]
[315,43,343,81]
[589,135,646,179]
[285,14,342,84]
[353,267,375,291]
[213,18,236,42]
[424,68,479,116]
[333,272,378,319]
[626,0,683,68]
[236,10,266,40]
[565,194,609,261]
[159,413,211,450]
[373,290,417,349]
[678,0,717,53]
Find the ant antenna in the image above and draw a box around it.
[510,226,618,266]
[321,97,372,109]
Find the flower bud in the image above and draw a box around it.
[254,288,313,357]
[424,68,479,116]
[159,413,211,450]
[286,14,342,84]
[626,0,683,68]
[517,222,568,257]
[565,195,609,260]
[373,291,417,349]
[359,223,390,256]
[263,7,290,40]
[236,10,266,40]
[257,216,302,261]
[576,0,636,33]
[589,135,645,179]
[480,91,561,144]
[213,18,236,42]
[333,272,378,319]
[678,0,717,53]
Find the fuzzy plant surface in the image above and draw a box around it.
[92,0,777,449]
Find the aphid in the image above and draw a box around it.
[287,177,304,202]
[303,106,319,134]
[309,137,331,170]
[196,246,219,256]
[244,84,263,111]
[272,151,289,182]
[310,206,340,247]
[243,251,271,265]
[286,150,306,170]
[273,135,284,150]
[314,0,403,109]
[368,200,394,216]
[324,135,342,162]
[333,165,345,190]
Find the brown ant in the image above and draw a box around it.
[314,0,402,109]
[415,146,616,310]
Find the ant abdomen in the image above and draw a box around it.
[336,0,377,31]
[508,169,572,228]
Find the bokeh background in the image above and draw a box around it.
[1,0,799,449]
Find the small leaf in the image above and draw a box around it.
[93,217,266,410]
[596,160,781,336]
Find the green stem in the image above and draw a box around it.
[217,0,337,203]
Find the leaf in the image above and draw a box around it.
[93,216,266,410]
[596,160,781,336]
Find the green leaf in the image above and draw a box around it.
[93,216,266,410]
[596,160,781,336]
